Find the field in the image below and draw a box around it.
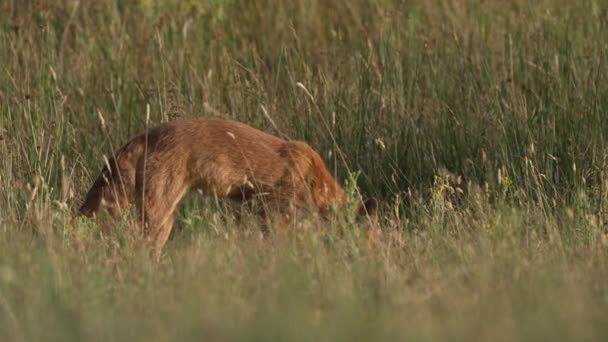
[2,0,608,340]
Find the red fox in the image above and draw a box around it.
[78,119,376,259]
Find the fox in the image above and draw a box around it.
[78,119,377,260]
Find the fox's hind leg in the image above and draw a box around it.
[136,164,188,261]
[145,212,177,262]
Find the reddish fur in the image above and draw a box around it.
[79,119,369,260]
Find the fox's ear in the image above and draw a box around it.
[357,198,378,218]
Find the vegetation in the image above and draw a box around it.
[1,0,608,340]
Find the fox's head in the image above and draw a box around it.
[357,198,378,219]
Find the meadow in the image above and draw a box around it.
[1,0,608,340]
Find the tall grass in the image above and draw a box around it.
[1,0,608,340]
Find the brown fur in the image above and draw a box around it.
[79,119,375,260]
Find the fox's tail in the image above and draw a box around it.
[77,174,105,218]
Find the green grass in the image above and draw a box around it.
[2,0,608,340]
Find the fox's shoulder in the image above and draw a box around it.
[278,140,328,169]
[280,140,317,155]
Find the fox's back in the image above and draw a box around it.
[137,119,312,194]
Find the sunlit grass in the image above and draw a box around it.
[1,0,608,340]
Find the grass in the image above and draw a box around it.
[1,0,608,340]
